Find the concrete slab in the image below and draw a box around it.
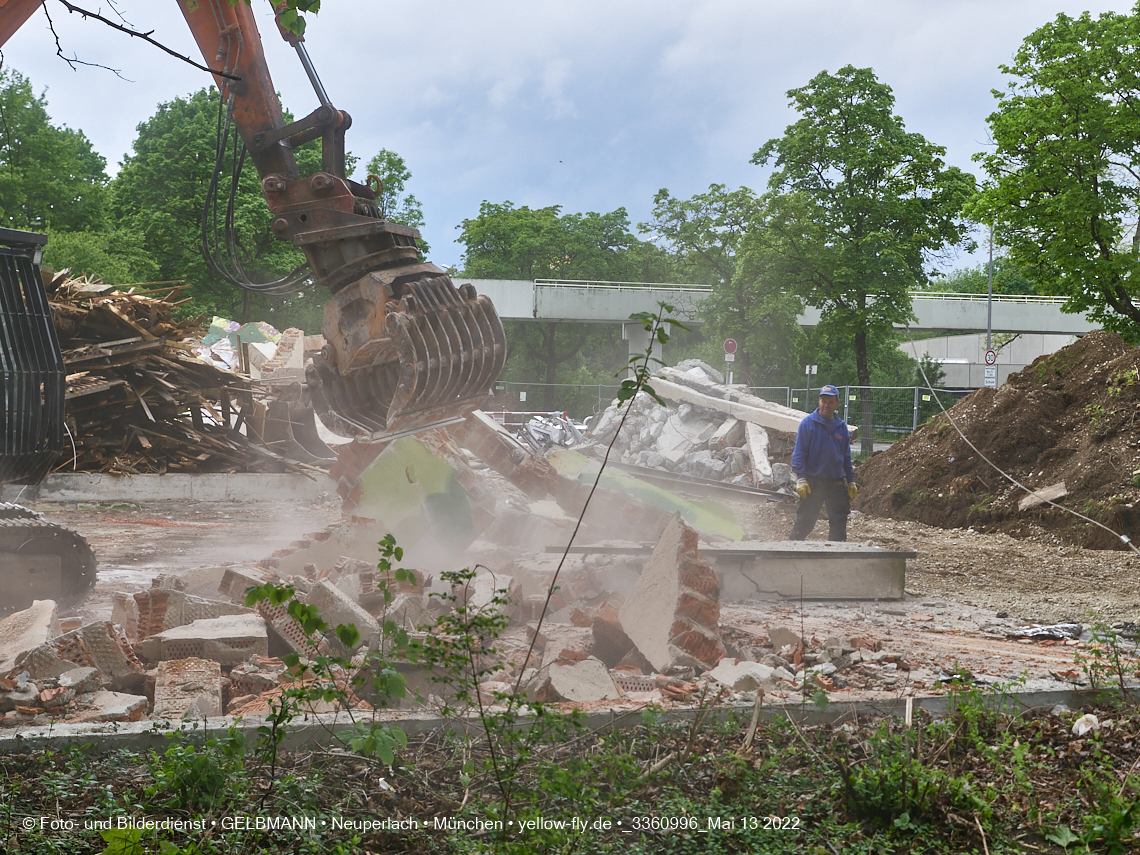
[708,659,795,692]
[619,515,725,673]
[17,622,143,691]
[304,581,378,649]
[708,541,912,601]
[652,374,804,434]
[0,600,60,673]
[134,589,253,640]
[67,690,147,723]
[745,423,774,485]
[527,657,622,703]
[134,614,269,666]
[2,473,335,503]
[153,658,223,719]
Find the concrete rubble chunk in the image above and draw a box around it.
[134,614,269,666]
[450,410,560,498]
[381,592,433,632]
[67,690,148,723]
[0,600,60,674]
[526,656,623,703]
[533,626,596,669]
[0,681,39,713]
[228,657,286,697]
[767,627,803,650]
[745,423,774,486]
[304,581,379,650]
[460,571,522,620]
[152,658,222,719]
[256,600,330,658]
[111,593,139,642]
[58,666,101,694]
[709,417,745,451]
[654,368,806,434]
[16,622,143,691]
[134,589,253,640]
[708,658,796,692]
[619,514,726,673]
[217,565,279,605]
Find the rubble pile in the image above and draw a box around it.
[857,330,1140,549]
[48,272,321,476]
[585,360,803,489]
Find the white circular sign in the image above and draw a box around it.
[985,349,997,365]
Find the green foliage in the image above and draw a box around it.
[362,148,428,250]
[42,228,160,285]
[0,67,109,233]
[640,184,758,287]
[231,0,320,37]
[913,354,947,389]
[110,87,329,329]
[458,200,652,281]
[970,7,1140,339]
[144,726,246,812]
[617,303,688,407]
[459,201,676,402]
[642,184,806,385]
[752,66,974,447]
[241,538,419,783]
[928,257,1043,296]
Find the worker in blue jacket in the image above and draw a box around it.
[789,384,857,542]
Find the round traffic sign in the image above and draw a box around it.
[985,349,997,366]
[723,339,737,354]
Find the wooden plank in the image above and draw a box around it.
[1019,481,1068,512]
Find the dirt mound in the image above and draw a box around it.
[857,330,1140,549]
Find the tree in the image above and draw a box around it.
[42,228,159,285]
[930,258,1040,296]
[641,184,757,287]
[969,9,1140,338]
[752,66,975,454]
[457,201,661,408]
[362,149,427,251]
[643,184,805,384]
[110,87,329,330]
[0,68,108,233]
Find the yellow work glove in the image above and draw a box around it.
[795,478,810,499]
[847,481,858,502]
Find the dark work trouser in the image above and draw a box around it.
[789,477,850,542]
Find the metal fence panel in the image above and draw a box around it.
[494,380,979,440]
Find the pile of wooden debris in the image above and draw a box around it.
[49,272,321,476]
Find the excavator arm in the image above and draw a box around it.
[0,0,506,439]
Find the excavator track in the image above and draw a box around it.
[0,503,97,616]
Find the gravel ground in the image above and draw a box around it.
[746,499,1140,626]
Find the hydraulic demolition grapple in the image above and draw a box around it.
[0,229,96,615]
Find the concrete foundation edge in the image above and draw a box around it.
[2,473,336,503]
[0,687,1113,754]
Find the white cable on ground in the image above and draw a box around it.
[64,422,78,470]
[906,324,1138,556]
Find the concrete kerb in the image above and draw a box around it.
[0,687,1119,755]
[1,473,337,503]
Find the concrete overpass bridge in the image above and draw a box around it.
[465,277,1098,361]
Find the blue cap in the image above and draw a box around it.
[818,384,840,397]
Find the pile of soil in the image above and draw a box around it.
[857,330,1140,549]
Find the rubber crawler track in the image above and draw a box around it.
[0,503,96,615]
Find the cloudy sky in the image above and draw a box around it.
[1,0,1135,269]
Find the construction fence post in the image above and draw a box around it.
[843,386,850,423]
[912,386,920,432]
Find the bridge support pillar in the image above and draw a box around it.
[623,322,662,377]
